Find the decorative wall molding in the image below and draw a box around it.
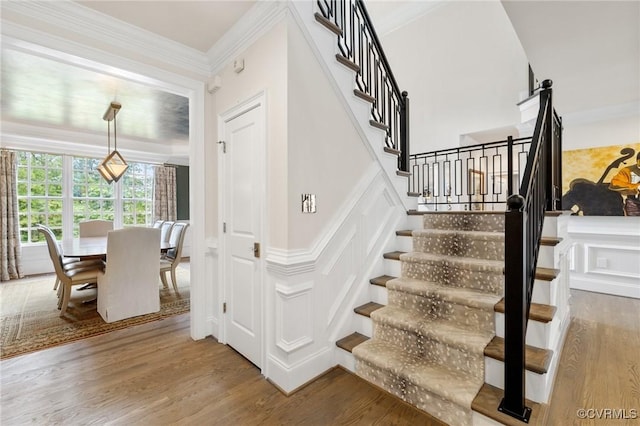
[568,217,640,299]
[265,162,381,275]
[275,281,314,353]
[1,0,211,77]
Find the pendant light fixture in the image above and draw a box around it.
[98,101,128,183]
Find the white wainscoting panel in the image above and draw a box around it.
[568,216,640,299]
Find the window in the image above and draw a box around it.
[121,162,154,227]
[72,157,115,237]
[16,150,155,242]
[16,151,64,243]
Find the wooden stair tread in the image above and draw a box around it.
[396,229,413,237]
[536,267,559,281]
[313,13,341,36]
[540,237,562,246]
[336,54,359,72]
[336,332,369,353]
[354,302,384,317]
[484,336,552,374]
[383,251,405,260]
[407,192,421,197]
[370,275,396,287]
[472,383,548,426]
[383,146,400,156]
[494,299,557,323]
[354,89,375,103]
[396,170,411,178]
[369,119,389,131]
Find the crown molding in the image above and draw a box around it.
[207,0,289,75]
[1,0,211,77]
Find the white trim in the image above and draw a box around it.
[264,163,381,274]
[1,0,211,77]
[207,1,289,75]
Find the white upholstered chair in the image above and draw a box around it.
[159,223,189,292]
[159,221,174,243]
[97,227,161,323]
[37,225,104,317]
[79,219,114,237]
[152,220,164,228]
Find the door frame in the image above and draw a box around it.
[217,90,267,370]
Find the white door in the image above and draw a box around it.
[221,101,263,368]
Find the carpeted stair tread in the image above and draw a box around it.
[494,298,557,323]
[383,251,405,260]
[336,332,369,353]
[372,306,494,354]
[370,275,395,287]
[471,383,548,426]
[402,252,504,272]
[484,336,553,374]
[354,339,483,409]
[413,228,505,239]
[354,302,384,317]
[387,277,501,311]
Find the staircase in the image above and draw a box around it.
[336,210,569,426]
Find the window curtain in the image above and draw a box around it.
[1,150,23,281]
[153,165,177,221]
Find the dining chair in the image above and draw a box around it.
[159,223,189,292]
[98,227,161,323]
[79,219,114,237]
[152,220,164,228]
[37,226,104,317]
[159,221,175,243]
[37,225,103,290]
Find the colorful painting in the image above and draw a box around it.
[562,143,640,216]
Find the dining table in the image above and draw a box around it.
[61,236,174,259]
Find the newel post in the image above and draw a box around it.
[500,194,532,423]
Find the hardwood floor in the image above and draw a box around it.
[1,289,638,425]
[0,314,443,425]
[546,289,640,425]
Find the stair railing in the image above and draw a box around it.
[316,0,410,172]
[501,79,562,422]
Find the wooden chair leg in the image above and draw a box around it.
[54,278,60,291]
[170,268,178,292]
[160,271,169,288]
[59,283,71,317]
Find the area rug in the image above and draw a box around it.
[0,265,190,359]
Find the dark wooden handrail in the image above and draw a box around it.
[316,0,410,172]
[500,79,562,422]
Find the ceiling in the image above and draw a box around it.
[76,1,256,53]
[1,0,637,158]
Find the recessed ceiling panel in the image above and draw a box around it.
[1,49,189,144]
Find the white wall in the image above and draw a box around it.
[370,0,529,153]
[287,14,373,249]
[212,19,289,249]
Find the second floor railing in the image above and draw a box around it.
[408,136,533,210]
[317,0,410,172]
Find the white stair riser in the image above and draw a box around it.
[537,245,555,269]
[495,314,560,349]
[385,258,402,277]
[396,235,413,252]
[531,279,556,305]
[370,284,388,305]
[335,347,356,373]
[484,358,552,403]
[354,313,374,337]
